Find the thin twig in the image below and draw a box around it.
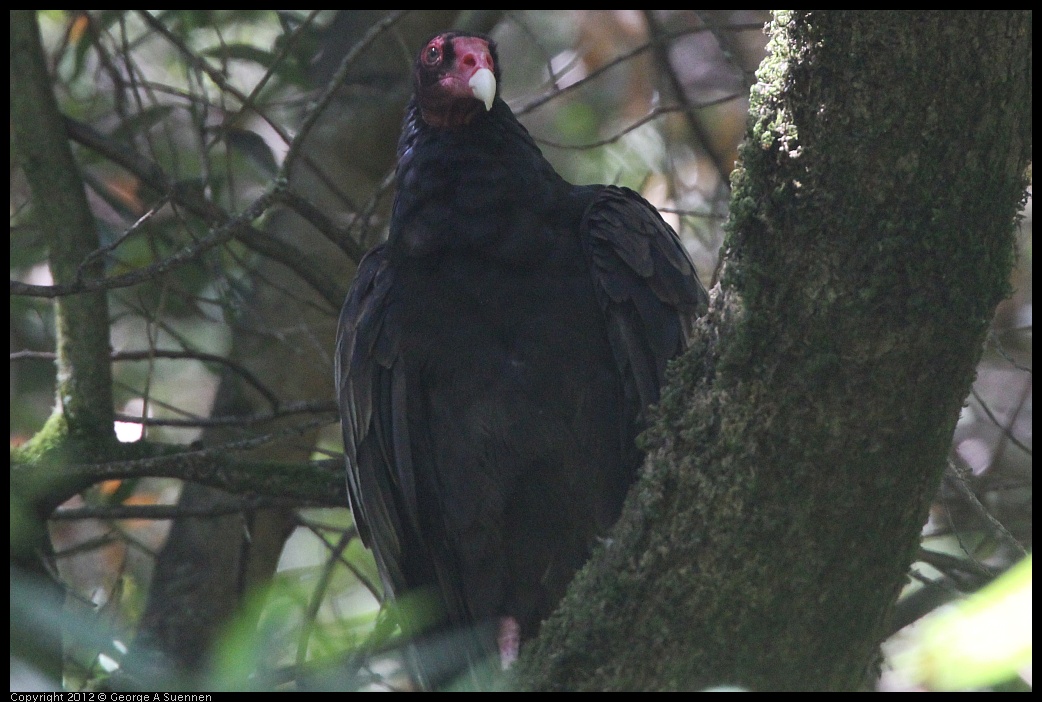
[296,530,354,673]
[112,399,337,428]
[970,387,1031,456]
[136,10,293,147]
[11,184,282,298]
[533,99,743,151]
[643,10,734,184]
[13,418,345,504]
[63,109,347,306]
[987,329,1032,374]
[945,458,1028,558]
[278,188,367,262]
[514,22,764,116]
[51,497,315,521]
[242,10,323,122]
[285,10,409,173]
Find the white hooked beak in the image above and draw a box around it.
[469,68,496,112]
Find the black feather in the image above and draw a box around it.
[335,32,707,689]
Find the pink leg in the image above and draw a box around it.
[498,616,521,670]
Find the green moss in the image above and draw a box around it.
[13,411,69,465]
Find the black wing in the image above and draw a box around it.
[335,244,472,629]
[335,244,412,594]
[580,185,708,425]
[337,244,499,691]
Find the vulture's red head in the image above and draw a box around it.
[414,33,499,129]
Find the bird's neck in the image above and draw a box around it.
[388,102,570,264]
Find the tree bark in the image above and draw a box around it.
[519,11,1031,691]
[10,10,116,685]
[10,11,114,445]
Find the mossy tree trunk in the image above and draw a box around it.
[519,11,1031,691]
[11,11,117,683]
[11,13,115,449]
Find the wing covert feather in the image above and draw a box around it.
[581,185,708,418]
[335,244,413,593]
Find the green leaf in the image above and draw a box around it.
[893,555,1032,691]
[202,43,279,69]
[110,105,177,143]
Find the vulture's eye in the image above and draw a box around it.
[423,44,441,66]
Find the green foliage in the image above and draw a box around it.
[892,555,1032,691]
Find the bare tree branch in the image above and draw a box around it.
[113,399,336,428]
[285,10,409,173]
[11,184,282,298]
[51,497,315,521]
[12,420,345,507]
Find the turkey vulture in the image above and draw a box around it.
[335,31,707,687]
